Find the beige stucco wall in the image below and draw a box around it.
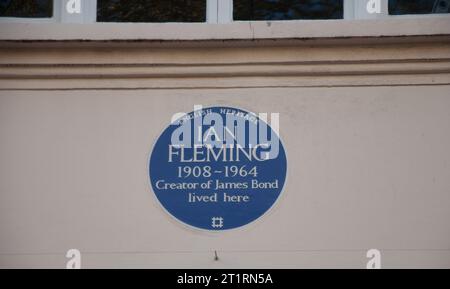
[0,24,449,268]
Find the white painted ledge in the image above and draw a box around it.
[0,17,449,42]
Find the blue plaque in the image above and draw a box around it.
[149,106,287,230]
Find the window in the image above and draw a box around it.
[0,0,53,18]
[234,0,344,21]
[97,0,207,22]
[389,0,450,15]
[1,0,449,23]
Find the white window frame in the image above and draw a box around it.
[225,0,450,22]
[348,0,450,20]
[211,0,450,23]
[0,0,448,24]
[60,0,96,23]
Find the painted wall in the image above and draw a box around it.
[0,38,449,268]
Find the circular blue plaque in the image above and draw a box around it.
[149,106,287,230]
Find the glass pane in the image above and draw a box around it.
[0,0,52,18]
[233,0,344,21]
[389,0,450,15]
[97,0,206,22]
